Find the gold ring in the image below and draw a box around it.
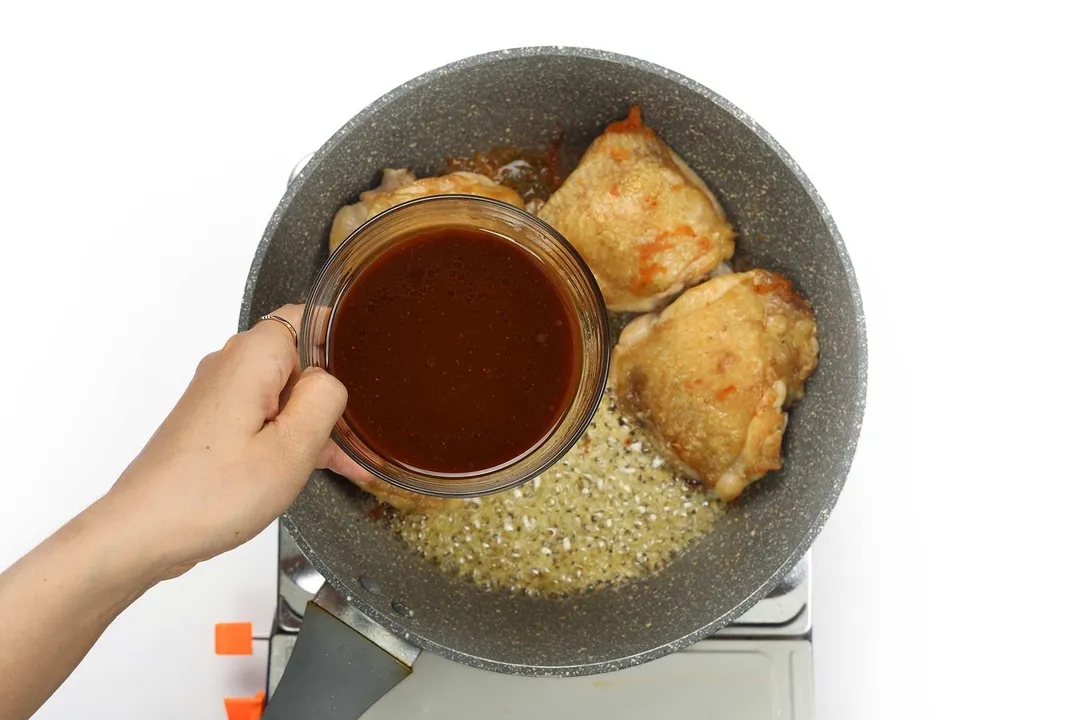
[252,314,298,348]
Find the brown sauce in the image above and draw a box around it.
[444,135,570,205]
[330,228,580,475]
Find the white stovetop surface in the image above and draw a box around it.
[1,3,1075,719]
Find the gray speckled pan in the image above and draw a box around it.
[240,47,867,676]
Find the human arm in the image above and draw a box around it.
[0,304,351,720]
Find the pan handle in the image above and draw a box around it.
[262,583,421,719]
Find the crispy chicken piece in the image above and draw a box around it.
[329,170,526,252]
[538,107,736,311]
[351,476,460,514]
[321,447,459,513]
[611,270,818,501]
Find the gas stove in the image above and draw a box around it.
[266,523,813,719]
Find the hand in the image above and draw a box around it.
[102,304,348,579]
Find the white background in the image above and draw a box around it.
[1,2,1077,718]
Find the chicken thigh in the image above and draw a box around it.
[349,476,459,514]
[538,107,736,311]
[611,270,818,501]
[329,170,526,252]
[320,442,458,513]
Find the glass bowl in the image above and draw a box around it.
[300,195,610,498]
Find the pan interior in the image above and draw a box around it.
[244,48,865,675]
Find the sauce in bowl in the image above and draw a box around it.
[330,227,581,475]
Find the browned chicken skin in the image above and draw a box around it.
[349,475,459,514]
[328,116,815,510]
[611,270,819,501]
[328,170,526,252]
[320,444,460,513]
[539,107,736,311]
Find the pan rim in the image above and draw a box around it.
[241,44,868,676]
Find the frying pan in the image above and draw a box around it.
[240,47,866,718]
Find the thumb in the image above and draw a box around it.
[260,366,348,475]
